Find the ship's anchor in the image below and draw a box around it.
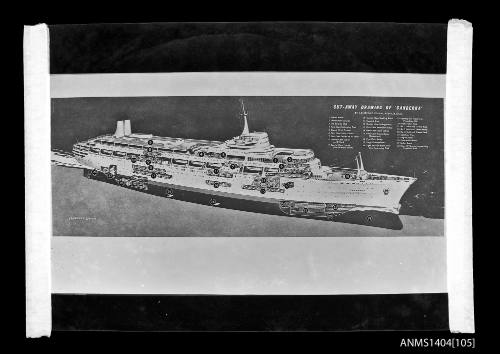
[165,188,174,198]
[209,198,220,207]
[366,215,373,222]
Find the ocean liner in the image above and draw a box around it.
[52,100,416,229]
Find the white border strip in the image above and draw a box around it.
[446,19,474,333]
[24,24,52,337]
[51,72,445,98]
[52,236,447,295]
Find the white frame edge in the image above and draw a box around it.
[445,19,474,333]
[24,24,52,338]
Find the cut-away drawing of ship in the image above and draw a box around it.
[52,99,416,229]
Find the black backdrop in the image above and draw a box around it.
[49,22,447,74]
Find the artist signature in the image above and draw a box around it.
[68,216,97,222]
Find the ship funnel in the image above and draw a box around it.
[124,120,131,136]
[114,121,125,137]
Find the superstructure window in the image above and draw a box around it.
[227,155,245,161]
[101,149,113,155]
[247,157,272,163]
[90,147,100,154]
[113,151,127,157]
[206,162,222,169]
[189,160,205,168]
[243,166,263,174]
[275,152,293,156]
[172,159,188,165]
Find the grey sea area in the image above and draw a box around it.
[52,166,444,237]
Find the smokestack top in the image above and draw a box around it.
[124,120,132,136]
[114,121,125,137]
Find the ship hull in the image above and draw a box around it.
[78,154,413,210]
[83,168,404,230]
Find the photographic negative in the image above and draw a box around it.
[24,21,473,334]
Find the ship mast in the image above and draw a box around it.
[358,152,364,170]
[240,99,249,135]
[355,152,366,179]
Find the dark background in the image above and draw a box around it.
[49,22,447,74]
[52,293,448,331]
[52,96,444,218]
